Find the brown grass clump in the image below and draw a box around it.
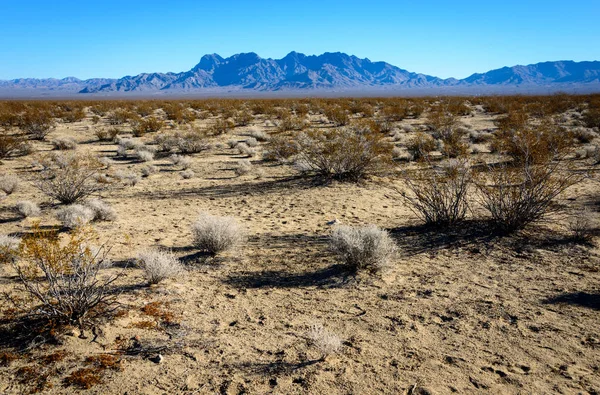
[141,301,179,327]
[0,352,19,366]
[294,128,393,181]
[63,367,104,389]
[17,365,53,393]
[0,130,27,159]
[323,106,350,126]
[406,132,437,160]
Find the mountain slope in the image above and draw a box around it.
[0,53,599,96]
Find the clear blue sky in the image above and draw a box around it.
[1,0,599,80]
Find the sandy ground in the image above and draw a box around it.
[0,106,599,394]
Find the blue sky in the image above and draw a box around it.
[1,0,599,80]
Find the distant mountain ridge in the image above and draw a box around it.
[1,52,599,96]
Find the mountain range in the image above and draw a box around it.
[1,52,599,97]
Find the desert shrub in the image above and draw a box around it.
[427,107,468,158]
[475,161,583,233]
[236,142,257,157]
[56,204,95,228]
[0,174,19,195]
[381,102,409,121]
[469,130,494,144]
[107,109,135,125]
[35,153,106,204]
[85,199,116,221]
[12,226,119,327]
[406,132,437,160]
[400,159,472,226]
[234,159,252,176]
[155,130,210,154]
[52,137,77,150]
[140,164,158,177]
[247,127,270,141]
[15,200,41,218]
[95,127,120,142]
[245,137,259,147]
[276,115,309,132]
[582,108,600,128]
[191,213,245,255]
[323,106,350,126]
[329,224,396,272]
[131,117,164,137]
[263,135,299,162]
[115,171,141,187]
[181,169,195,179]
[567,210,595,244]
[134,149,154,162]
[0,130,27,159]
[572,127,597,144]
[491,119,572,164]
[208,119,234,135]
[19,111,55,140]
[0,235,20,264]
[136,249,184,284]
[293,128,393,181]
[306,323,342,359]
[169,154,192,169]
[233,110,253,126]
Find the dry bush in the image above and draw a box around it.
[95,128,120,142]
[169,154,192,170]
[233,110,253,126]
[582,108,600,128]
[571,127,597,144]
[236,142,257,157]
[208,118,234,135]
[35,152,106,204]
[155,130,210,154]
[140,164,158,177]
[12,226,119,327]
[115,171,141,187]
[136,248,184,284]
[276,115,309,132]
[0,235,20,264]
[330,224,396,272]
[406,132,437,160]
[0,174,19,195]
[427,106,469,158]
[134,149,154,162]
[306,323,342,359]
[245,137,259,147]
[191,213,245,255]
[262,135,299,162]
[19,111,55,140]
[475,161,583,233]
[15,200,41,218]
[323,106,350,126]
[234,159,252,176]
[85,199,116,221]
[52,137,77,150]
[107,109,135,125]
[491,118,572,165]
[247,127,270,142]
[567,210,596,244]
[131,117,164,137]
[56,204,95,228]
[0,130,27,159]
[293,128,393,181]
[401,159,472,226]
[181,169,195,179]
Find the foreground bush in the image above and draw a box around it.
[294,128,393,181]
[0,174,19,195]
[401,159,472,226]
[0,131,27,159]
[191,213,245,255]
[475,161,583,233]
[136,249,184,284]
[329,225,396,272]
[35,153,106,204]
[11,226,119,327]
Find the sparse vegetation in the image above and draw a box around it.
[136,248,184,284]
[329,224,396,272]
[191,213,245,255]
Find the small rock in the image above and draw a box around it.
[149,354,163,364]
